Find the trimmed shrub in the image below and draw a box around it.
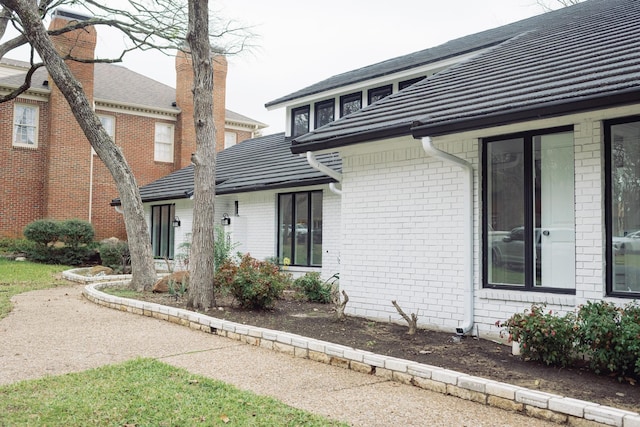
[23,219,96,265]
[99,240,130,273]
[499,301,640,379]
[222,254,291,309]
[576,301,640,378]
[59,219,94,248]
[497,304,576,367]
[293,272,332,303]
[23,219,61,248]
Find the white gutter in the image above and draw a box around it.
[329,182,342,196]
[421,137,474,336]
[305,151,343,196]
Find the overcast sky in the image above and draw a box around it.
[6,0,552,134]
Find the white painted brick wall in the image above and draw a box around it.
[337,106,639,337]
[146,184,342,281]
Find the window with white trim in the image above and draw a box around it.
[13,104,39,147]
[99,115,115,140]
[224,131,237,149]
[154,123,174,162]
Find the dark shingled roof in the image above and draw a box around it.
[113,132,342,204]
[290,0,640,153]
[264,1,602,108]
[0,61,265,125]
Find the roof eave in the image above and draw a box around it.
[111,193,192,206]
[412,88,640,138]
[217,177,337,195]
[290,123,412,154]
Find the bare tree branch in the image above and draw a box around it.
[0,61,43,102]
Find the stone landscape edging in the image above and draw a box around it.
[82,281,640,427]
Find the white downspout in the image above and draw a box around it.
[305,151,342,196]
[421,137,474,336]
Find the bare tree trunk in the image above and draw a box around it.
[186,0,216,310]
[7,0,156,291]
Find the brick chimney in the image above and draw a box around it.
[44,9,96,223]
[175,48,227,168]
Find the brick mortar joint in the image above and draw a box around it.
[83,281,640,426]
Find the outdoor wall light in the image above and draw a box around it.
[172,216,181,227]
[221,213,231,226]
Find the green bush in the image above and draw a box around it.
[23,219,61,247]
[221,254,291,309]
[99,240,130,273]
[0,238,35,255]
[23,219,96,265]
[576,301,640,378]
[499,301,640,379]
[214,226,239,272]
[293,272,332,303]
[59,219,94,248]
[497,304,576,367]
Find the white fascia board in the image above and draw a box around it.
[95,99,179,121]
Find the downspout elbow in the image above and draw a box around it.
[421,137,475,336]
[305,151,343,196]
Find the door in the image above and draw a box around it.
[536,132,575,288]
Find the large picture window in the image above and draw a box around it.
[278,191,322,266]
[483,128,575,292]
[606,117,640,296]
[151,204,175,259]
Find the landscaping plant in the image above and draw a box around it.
[293,271,332,303]
[497,303,576,367]
[98,240,130,273]
[218,254,291,309]
[499,301,640,380]
[576,301,640,379]
[23,219,96,265]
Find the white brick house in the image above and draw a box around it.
[134,0,640,340]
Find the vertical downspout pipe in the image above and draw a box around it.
[305,151,343,196]
[421,137,475,335]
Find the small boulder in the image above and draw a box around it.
[89,265,113,276]
[153,271,190,293]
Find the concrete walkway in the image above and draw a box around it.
[0,285,560,426]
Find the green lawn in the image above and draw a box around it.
[0,258,71,319]
[0,358,346,426]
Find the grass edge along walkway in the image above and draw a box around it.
[0,258,71,319]
[0,357,347,426]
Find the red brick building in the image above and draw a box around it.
[0,10,265,240]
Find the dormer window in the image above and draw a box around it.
[340,92,361,117]
[291,105,310,137]
[314,99,334,129]
[399,76,426,91]
[368,85,392,104]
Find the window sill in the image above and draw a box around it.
[12,144,38,150]
[478,288,575,306]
